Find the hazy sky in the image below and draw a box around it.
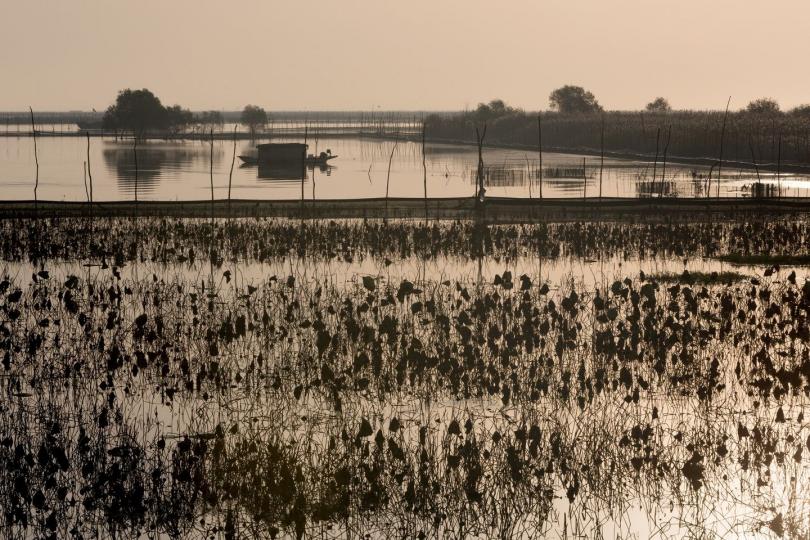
[2,0,809,112]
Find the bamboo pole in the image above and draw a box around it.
[228,125,236,214]
[302,125,308,204]
[83,161,89,202]
[475,125,487,203]
[29,107,38,206]
[86,133,93,204]
[717,96,731,198]
[209,128,215,202]
[660,125,671,197]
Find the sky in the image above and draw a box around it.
[1,0,809,112]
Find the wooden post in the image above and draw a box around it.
[599,115,604,200]
[660,125,671,197]
[133,136,139,203]
[83,161,89,202]
[777,133,782,198]
[86,133,93,204]
[476,125,487,202]
[209,128,215,203]
[29,107,39,206]
[582,157,587,200]
[652,127,660,196]
[717,97,731,198]
[302,125,308,204]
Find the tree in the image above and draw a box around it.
[166,105,193,134]
[102,88,168,136]
[241,105,268,135]
[745,98,780,114]
[198,110,224,128]
[473,99,518,122]
[645,97,671,113]
[788,104,810,118]
[549,85,602,113]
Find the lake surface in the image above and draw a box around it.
[2,135,810,201]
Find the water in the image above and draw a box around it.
[2,135,810,201]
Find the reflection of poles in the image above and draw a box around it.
[525,155,532,199]
[582,157,587,200]
[209,129,215,202]
[749,135,762,190]
[228,125,236,215]
[133,136,139,203]
[301,125,308,209]
[538,114,543,198]
[422,122,428,221]
[209,128,216,270]
[312,138,318,201]
[599,113,605,202]
[475,125,487,203]
[83,162,89,202]
[651,127,660,196]
[717,96,731,199]
[777,133,782,198]
[385,136,399,220]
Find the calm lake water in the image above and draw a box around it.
[2,135,810,201]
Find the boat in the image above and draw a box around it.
[238,143,337,166]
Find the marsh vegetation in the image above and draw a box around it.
[1,216,809,538]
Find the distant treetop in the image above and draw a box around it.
[102,88,193,136]
[789,104,810,118]
[645,97,672,113]
[474,99,520,121]
[241,105,268,135]
[103,88,167,135]
[745,98,781,114]
[549,85,602,114]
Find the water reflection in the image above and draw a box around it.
[102,142,220,195]
[469,166,528,187]
[2,136,810,201]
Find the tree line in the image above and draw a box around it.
[101,88,268,137]
[424,87,810,167]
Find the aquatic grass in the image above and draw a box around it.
[646,269,749,284]
[714,253,810,266]
[1,218,810,537]
[1,216,810,266]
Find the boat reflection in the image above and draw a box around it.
[238,162,334,182]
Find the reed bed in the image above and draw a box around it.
[426,111,810,168]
